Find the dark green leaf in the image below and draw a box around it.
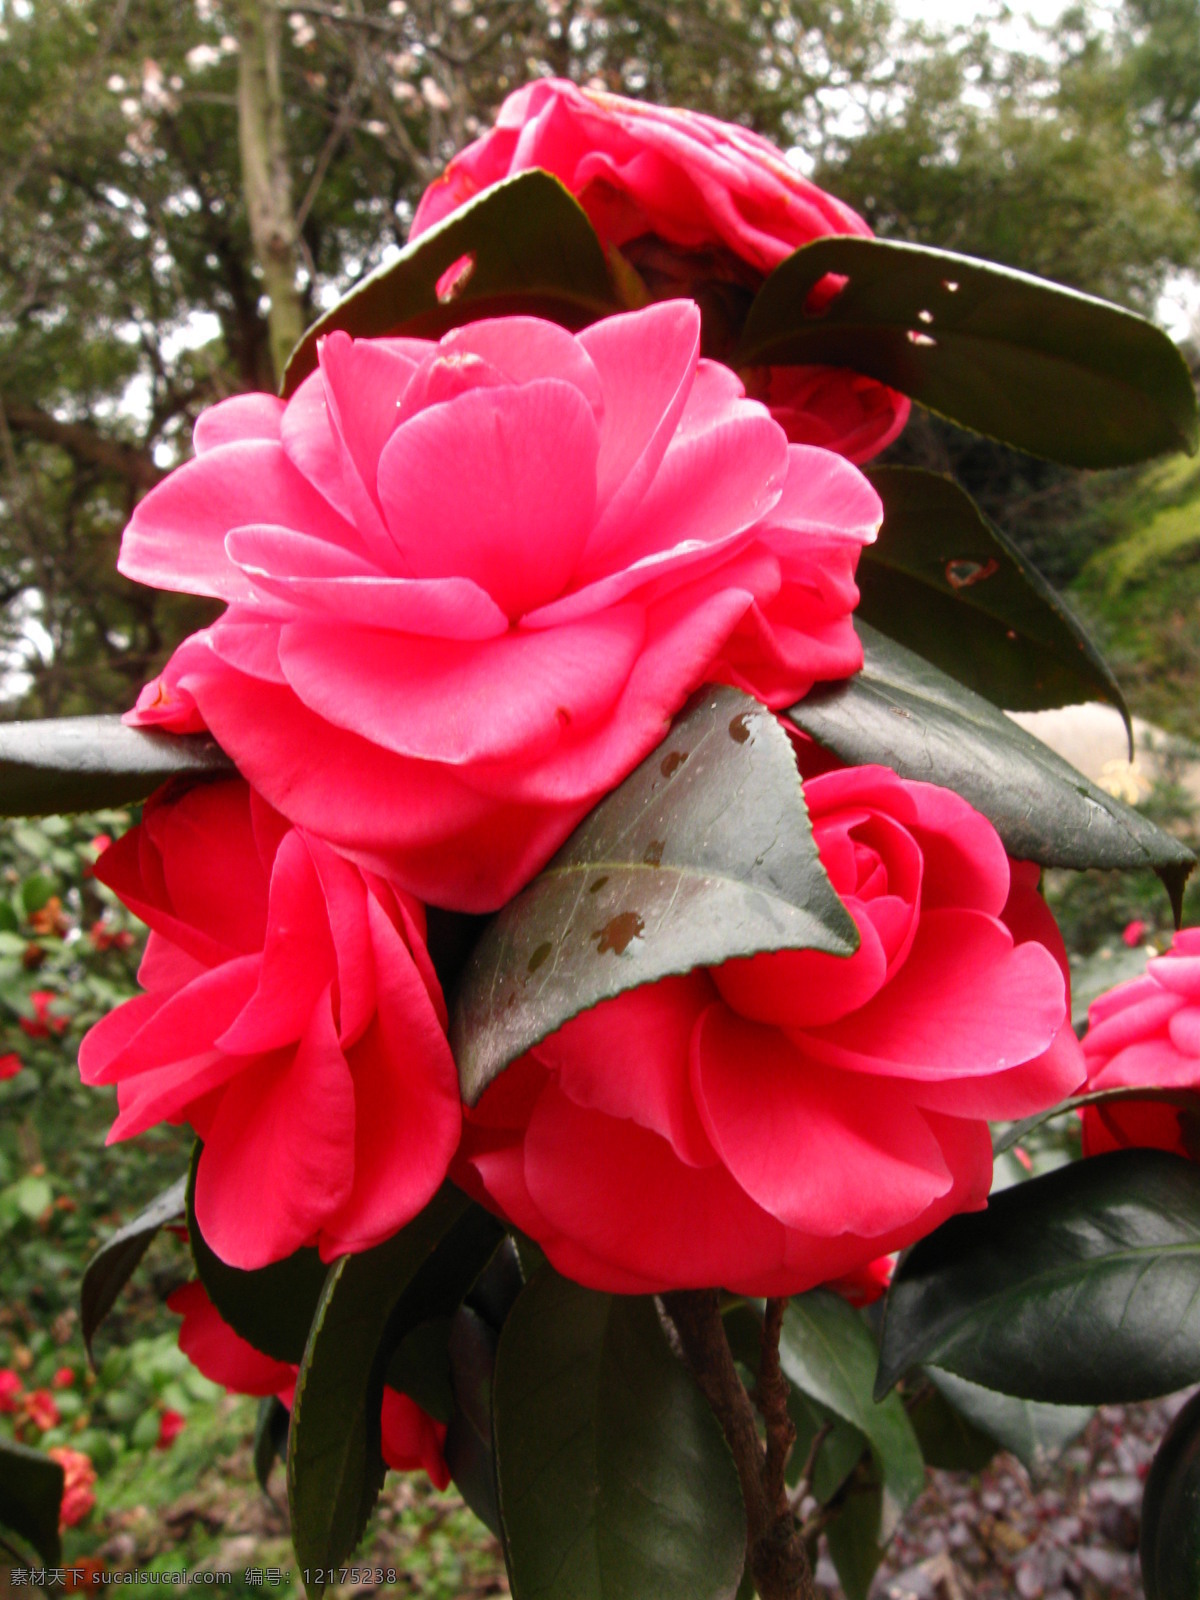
[282,171,619,395]
[877,1150,1200,1405]
[737,236,1199,468]
[385,1318,455,1425]
[993,1086,1200,1158]
[186,1142,329,1366]
[924,1368,1091,1474]
[1141,1386,1200,1600]
[860,467,1129,728]
[494,1269,746,1600]
[253,1396,290,1494]
[780,1292,924,1536]
[452,686,858,1104]
[0,716,231,816]
[787,623,1195,920]
[824,1477,885,1600]
[0,1439,63,1566]
[288,1186,502,1590]
[907,1381,999,1474]
[443,1305,502,1537]
[81,1174,186,1364]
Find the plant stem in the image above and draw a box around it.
[663,1290,815,1600]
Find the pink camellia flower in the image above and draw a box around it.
[167,1281,450,1487]
[0,1054,22,1081]
[78,778,461,1268]
[47,1447,97,1530]
[1081,927,1200,1160]
[1122,917,1147,948]
[0,1369,22,1413]
[410,78,910,463]
[120,303,881,912]
[52,1366,75,1389]
[456,752,1084,1295]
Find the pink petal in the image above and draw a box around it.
[193,395,285,455]
[533,975,718,1167]
[195,987,356,1268]
[118,440,359,602]
[216,832,337,1055]
[226,525,508,639]
[317,897,460,1258]
[169,1282,295,1396]
[376,380,599,619]
[802,910,1066,1080]
[577,303,701,543]
[276,606,644,766]
[692,1003,955,1236]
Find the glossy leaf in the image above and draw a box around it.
[780,1292,924,1537]
[282,171,619,394]
[859,467,1129,727]
[494,1269,746,1600]
[738,236,1199,468]
[288,1186,503,1591]
[0,716,231,816]
[385,1318,455,1425]
[924,1368,1091,1474]
[187,1141,329,1366]
[786,623,1195,919]
[0,1440,63,1566]
[81,1174,186,1364]
[253,1396,290,1494]
[1141,1386,1200,1600]
[443,1305,502,1537]
[824,1476,885,1600]
[877,1150,1200,1405]
[452,687,858,1103]
[993,1085,1200,1158]
[907,1381,999,1474]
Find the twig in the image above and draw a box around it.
[758,1297,797,1510]
[663,1291,816,1600]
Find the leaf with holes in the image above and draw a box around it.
[186,1142,329,1365]
[779,1292,924,1538]
[288,1187,502,1591]
[494,1269,746,1600]
[282,171,619,393]
[786,624,1195,918]
[81,1174,186,1364]
[876,1150,1200,1405]
[859,467,1129,727]
[1141,1386,1200,1600]
[738,236,1199,467]
[0,1441,63,1566]
[0,717,231,817]
[450,686,857,1103]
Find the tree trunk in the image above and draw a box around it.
[236,0,306,387]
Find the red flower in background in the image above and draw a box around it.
[21,990,68,1039]
[0,1055,22,1081]
[156,1409,185,1450]
[22,1388,60,1431]
[167,1281,449,1487]
[0,1369,22,1413]
[457,749,1083,1296]
[410,77,910,464]
[79,779,460,1270]
[47,1447,97,1530]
